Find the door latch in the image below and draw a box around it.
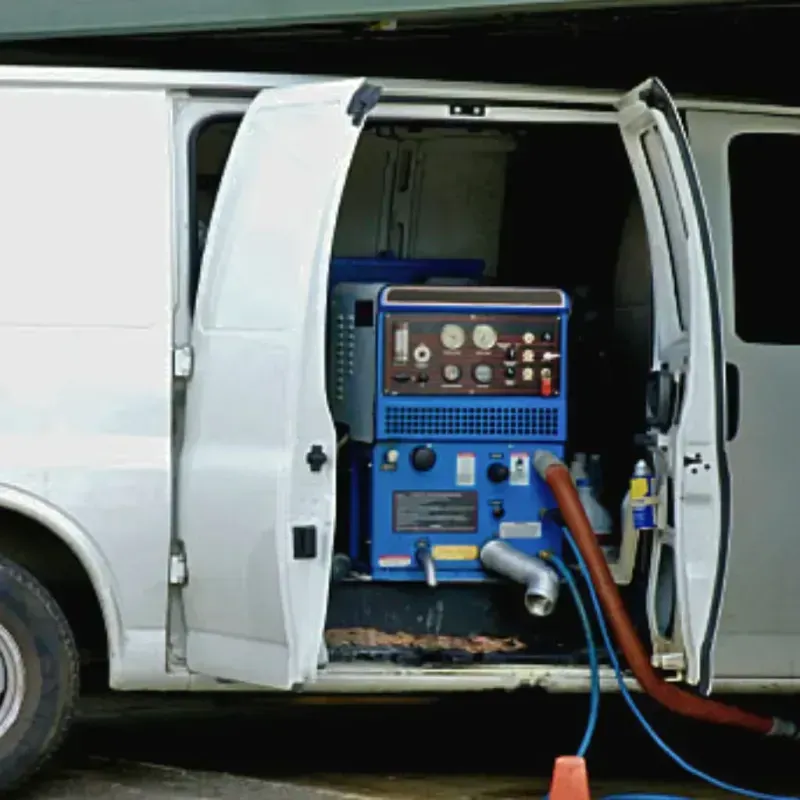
[305,444,328,473]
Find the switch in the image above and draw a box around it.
[504,366,516,380]
[491,502,505,520]
[385,449,399,465]
[505,345,517,361]
[417,372,429,384]
[541,368,553,397]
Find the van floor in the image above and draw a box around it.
[324,582,622,667]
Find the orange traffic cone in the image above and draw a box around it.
[549,756,591,800]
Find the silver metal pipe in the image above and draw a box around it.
[480,539,559,617]
[416,543,438,588]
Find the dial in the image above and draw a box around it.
[442,364,461,383]
[473,363,493,384]
[440,323,466,351]
[472,324,498,351]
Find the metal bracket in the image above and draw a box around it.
[169,542,188,586]
[173,345,194,379]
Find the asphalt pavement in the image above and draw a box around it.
[18,691,800,799]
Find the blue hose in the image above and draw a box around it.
[546,531,797,800]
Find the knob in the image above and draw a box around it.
[487,462,509,483]
[411,446,436,472]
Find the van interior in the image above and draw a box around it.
[190,113,656,669]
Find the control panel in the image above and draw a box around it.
[382,313,562,398]
[369,441,565,582]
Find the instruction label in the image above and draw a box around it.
[499,521,542,540]
[393,491,478,533]
[509,452,531,486]
[456,452,476,486]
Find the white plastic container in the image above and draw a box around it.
[570,453,614,554]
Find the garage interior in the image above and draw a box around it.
[0,2,798,107]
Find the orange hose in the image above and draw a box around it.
[542,461,774,736]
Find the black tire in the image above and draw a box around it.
[0,556,79,791]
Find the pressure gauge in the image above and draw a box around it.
[472,324,498,351]
[442,364,461,383]
[440,323,466,351]
[473,363,493,384]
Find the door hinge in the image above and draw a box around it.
[651,651,686,672]
[169,547,188,586]
[173,345,194,379]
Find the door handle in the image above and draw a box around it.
[725,362,740,442]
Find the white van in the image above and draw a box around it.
[0,65,795,787]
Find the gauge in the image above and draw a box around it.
[472,363,493,384]
[440,323,466,351]
[442,364,461,383]
[472,324,498,351]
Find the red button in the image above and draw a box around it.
[541,377,552,397]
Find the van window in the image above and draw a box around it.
[729,132,800,344]
[190,115,241,311]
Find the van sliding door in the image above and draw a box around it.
[177,79,378,689]
[617,79,729,694]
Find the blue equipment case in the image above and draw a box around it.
[367,284,571,583]
[329,256,485,295]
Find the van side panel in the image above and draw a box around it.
[688,110,800,680]
[0,86,173,683]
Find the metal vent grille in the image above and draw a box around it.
[382,405,561,440]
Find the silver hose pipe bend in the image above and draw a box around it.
[480,539,560,617]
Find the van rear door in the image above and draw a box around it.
[617,79,730,694]
[177,78,377,688]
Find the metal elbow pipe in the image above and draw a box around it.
[480,539,560,617]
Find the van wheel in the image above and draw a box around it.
[0,556,79,790]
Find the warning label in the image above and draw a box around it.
[393,491,478,533]
[378,555,413,568]
[456,452,476,486]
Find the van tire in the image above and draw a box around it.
[0,556,79,791]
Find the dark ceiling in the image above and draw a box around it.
[1,3,799,105]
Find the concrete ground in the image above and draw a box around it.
[20,692,800,799]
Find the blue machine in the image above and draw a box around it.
[329,276,570,584]
[368,284,570,583]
